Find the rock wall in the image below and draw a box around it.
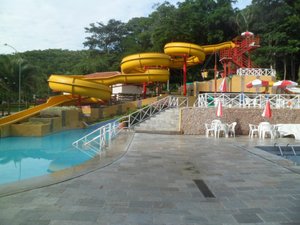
[180,107,300,135]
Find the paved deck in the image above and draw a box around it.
[1,133,300,225]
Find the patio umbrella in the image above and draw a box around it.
[241,31,254,36]
[219,78,227,92]
[216,101,223,117]
[273,80,298,89]
[261,99,272,118]
[246,79,269,88]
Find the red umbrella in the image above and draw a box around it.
[261,100,272,118]
[219,78,227,92]
[241,31,254,36]
[273,80,298,89]
[216,101,223,117]
[246,79,269,88]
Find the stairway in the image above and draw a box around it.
[134,108,181,134]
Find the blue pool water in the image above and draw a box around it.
[256,145,300,165]
[0,120,114,185]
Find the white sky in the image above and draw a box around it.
[0,0,251,54]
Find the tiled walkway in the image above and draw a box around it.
[0,133,300,225]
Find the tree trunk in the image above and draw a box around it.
[298,65,300,82]
[291,54,295,81]
[7,100,11,115]
[283,55,287,80]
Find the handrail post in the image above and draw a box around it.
[108,123,111,146]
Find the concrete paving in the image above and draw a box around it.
[1,133,300,225]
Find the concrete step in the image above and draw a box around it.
[134,108,180,134]
[134,130,182,135]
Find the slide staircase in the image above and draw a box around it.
[219,33,260,74]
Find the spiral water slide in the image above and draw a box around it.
[0,41,234,127]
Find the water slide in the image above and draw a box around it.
[0,41,235,127]
[0,95,75,127]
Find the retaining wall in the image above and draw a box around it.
[180,107,300,135]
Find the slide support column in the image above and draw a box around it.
[143,82,147,99]
[183,55,187,96]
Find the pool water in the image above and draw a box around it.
[0,120,114,185]
[256,145,300,165]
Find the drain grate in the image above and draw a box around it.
[193,179,215,198]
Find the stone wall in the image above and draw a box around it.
[11,122,51,136]
[180,107,300,135]
[0,125,10,138]
[29,117,63,132]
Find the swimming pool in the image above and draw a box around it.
[256,145,300,165]
[0,120,114,186]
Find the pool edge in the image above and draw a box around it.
[0,130,135,197]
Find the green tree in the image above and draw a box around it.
[0,56,16,106]
[148,2,179,51]
[0,55,42,112]
[84,19,128,53]
[247,0,300,80]
[121,17,153,54]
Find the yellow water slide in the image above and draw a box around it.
[49,41,235,96]
[164,41,235,67]
[0,41,235,127]
[0,95,75,127]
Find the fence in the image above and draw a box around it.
[72,96,188,153]
[194,93,300,109]
[237,68,276,77]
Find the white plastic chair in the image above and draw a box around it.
[205,123,215,137]
[228,122,237,137]
[249,124,259,138]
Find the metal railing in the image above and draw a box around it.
[274,143,298,156]
[193,93,300,109]
[237,68,276,77]
[72,96,188,153]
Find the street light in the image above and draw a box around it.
[4,43,22,111]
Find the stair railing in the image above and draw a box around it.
[72,95,188,153]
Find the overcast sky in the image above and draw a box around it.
[0,0,251,54]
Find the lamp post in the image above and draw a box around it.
[4,43,22,111]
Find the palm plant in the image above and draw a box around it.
[0,55,42,113]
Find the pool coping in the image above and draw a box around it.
[233,138,300,174]
[0,130,135,197]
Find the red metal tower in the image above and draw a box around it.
[219,31,260,77]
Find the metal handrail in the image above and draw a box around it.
[72,96,188,153]
[237,68,276,77]
[194,93,300,109]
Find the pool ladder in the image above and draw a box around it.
[274,143,297,156]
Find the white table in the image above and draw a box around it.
[216,123,229,138]
[258,122,275,139]
[276,124,300,140]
